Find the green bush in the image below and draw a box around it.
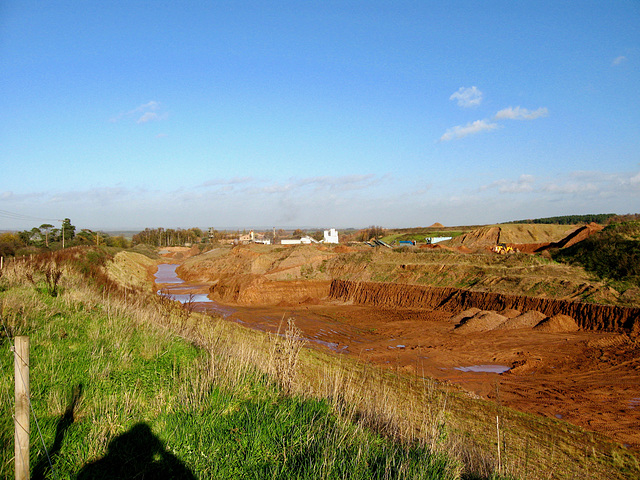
[553,221,640,285]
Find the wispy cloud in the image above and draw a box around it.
[495,106,548,120]
[481,174,536,193]
[478,170,640,200]
[259,174,383,194]
[449,86,483,108]
[111,101,168,124]
[612,55,627,66]
[198,177,255,188]
[542,182,598,194]
[440,119,498,141]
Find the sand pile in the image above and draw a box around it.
[533,314,580,333]
[455,310,507,334]
[496,310,547,330]
[449,308,482,324]
[500,308,522,319]
[508,358,544,375]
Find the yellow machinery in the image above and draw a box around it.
[492,243,515,254]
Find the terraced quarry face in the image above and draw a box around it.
[149,238,640,452]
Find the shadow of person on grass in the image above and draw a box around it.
[76,422,196,480]
[32,383,83,480]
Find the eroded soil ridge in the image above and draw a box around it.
[329,279,640,332]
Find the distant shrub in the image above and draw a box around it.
[553,221,640,285]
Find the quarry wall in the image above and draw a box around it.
[329,279,640,332]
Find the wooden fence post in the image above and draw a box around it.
[14,336,30,480]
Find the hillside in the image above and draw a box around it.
[553,221,640,293]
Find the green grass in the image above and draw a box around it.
[553,221,640,288]
[380,232,464,244]
[0,255,462,479]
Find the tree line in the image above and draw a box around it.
[506,213,618,225]
[0,219,130,257]
[131,227,205,247]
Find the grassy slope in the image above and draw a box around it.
[553,221,640,291]
[0,251,461,480]
[323,249,628,305]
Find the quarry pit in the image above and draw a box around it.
[151,235,640,451]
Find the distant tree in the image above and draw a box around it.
[39,223,54,247]
[0,232,22,257]
[507,214,616,225]
[311,230,324,241]
[77,229,96,245]
[29,227,43,246]
[105,235,130,248]
[62,218,76,241]
[356,225,386,242]
[292,229,305,239]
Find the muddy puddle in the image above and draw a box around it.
[455,365,510,374]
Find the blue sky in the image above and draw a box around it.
[1,1,638,231]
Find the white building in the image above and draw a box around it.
[281,236,313,245]
[323,228,339,244]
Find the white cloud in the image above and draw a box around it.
[449,86,483,108]
[612,55,627,66]
[440,119,498,141]
[494,106,548,120]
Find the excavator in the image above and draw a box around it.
[492,242,516,254]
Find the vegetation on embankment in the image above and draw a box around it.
[2,247,638,479]
[553,221,640,296]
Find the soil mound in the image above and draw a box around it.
[429,222,444,228]
[209,274,331,305]
[507,358,544,375]
[455,310,507,334]
[107,252,157,293]
[496,310,547,330]
[449,308,482,324]
[560,223,604,249]
[500,308,522,319]
[533,314,580,333]
[448,226,501,249]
